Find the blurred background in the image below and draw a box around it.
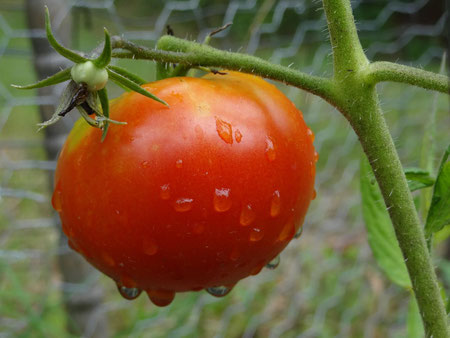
[0,0,448,337]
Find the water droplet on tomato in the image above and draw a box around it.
[265,136,276,161]
[173,198,193,212]
[215,117,233,144]
[52,189,62,212]
[175,159,183,168]
[117,285,142,300]
[235,129,242,143]
[314,151,319,163]
[294,226,303,239]
[141,160,150,168]
[160,184,171,200]
[206,286,231,297]
[270,190,281,217]
[239,204,255,226]
[278,219,295,241]
[307,128,315,142]
[312,189,317,200]
[142,238,158,256]
[213,188,232,212]
[266,256,280,270]
[249,228,264,242]
[146,290,175,307]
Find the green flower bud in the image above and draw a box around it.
[71,61,108,91]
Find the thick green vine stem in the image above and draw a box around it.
[108,1,450,335]
[322,0,449,337]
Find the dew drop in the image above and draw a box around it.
[213,188,232,212]
[270,190,281,217]
[314,151,319,163]
[141,160,150,168]
[294,226,303,239]
[142,238,158,256]
[52,189,62,212]
[307,128,315,142]
[173,198,193,212]
[239,204,255,226]
[206,286,232,297]
[265,136,276,161]
[175,159,183,168]
[266,256,280,270]
[147,290,175,307]
[278,219,295,241]
[249,228,264,242]
[312,189,317,200]
[235,129,242,143]
[215,117,233,144]
[117,285,142,300]
[160,184,171,200]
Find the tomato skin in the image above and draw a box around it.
[54,71,316,305]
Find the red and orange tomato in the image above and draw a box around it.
[53,71,316,306]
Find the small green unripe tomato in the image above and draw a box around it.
[71,61,108,91]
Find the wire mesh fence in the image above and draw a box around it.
[0,0,448,337]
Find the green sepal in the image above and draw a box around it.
[98,88,110,142]
[37,80,82,131]
[107,65,147,85]
[77,105,101,128]
[93,28,112,68]
[45,7,87,64]
[107,68,168,106]
[11,67,71,90]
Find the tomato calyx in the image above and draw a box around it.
[11,6,167,141]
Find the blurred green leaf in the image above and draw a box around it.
[425,145,450,237]
[407,293,424,338]
[360,156,411,289]
[404,168,435,192]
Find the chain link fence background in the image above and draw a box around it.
[0,0,448,337]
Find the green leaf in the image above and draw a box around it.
[98,88,110,142]
[93,28,112,68]
[45,6,87,63]
[11,67,71,89]
[407,293,424,338]
[425,145,450,237]
[107,65,147,85]
[360,156,411,289]
[107,68,168,106]
[404,168,435,192]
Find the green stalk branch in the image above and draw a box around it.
[367,61,449,93]
[111,36,337,104]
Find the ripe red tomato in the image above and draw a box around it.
[53,71,316,306]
